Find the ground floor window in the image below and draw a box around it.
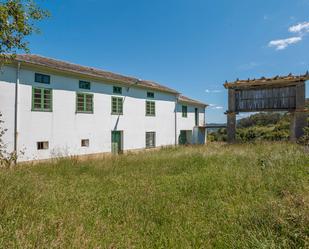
[81,139,90,147]
[146,132,156,148]
[37,141,49,150]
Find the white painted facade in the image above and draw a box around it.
[0,60,206,162]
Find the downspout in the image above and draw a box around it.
[174,96,178,146]
[14,62,21,156]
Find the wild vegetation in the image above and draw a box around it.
[0,143,308,248]
[208,99,309,143]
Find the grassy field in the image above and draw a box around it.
[0,143,308,249]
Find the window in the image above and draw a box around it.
[81,139,89,147]
[182,105,188,117]
[79,80,91,90]
[112,97,123,115]
[35,73,50,84]
[147,92,154,98]
[113,86,122,94]
[146,101,155,116]
[32,87,52,112]
[146,132,156,148]
[76,93,93,113]
[37,141,49,150]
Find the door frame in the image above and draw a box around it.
[111,130,123,154]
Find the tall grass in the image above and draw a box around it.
[0,142,308,248]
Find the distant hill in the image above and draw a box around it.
[208,98,308,142]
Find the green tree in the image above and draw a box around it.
[0,0,49,59]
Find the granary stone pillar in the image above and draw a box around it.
[226,88,237,143]
[227,112,236,143]
[290,110,308,141]
[290,81,308,141]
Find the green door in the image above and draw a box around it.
[112,131,122,154]
[179,130,187,145]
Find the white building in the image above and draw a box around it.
[0,55,207,162]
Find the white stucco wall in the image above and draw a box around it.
[0,64,207,161]
[176,102,205,144]
[0,65,180,161]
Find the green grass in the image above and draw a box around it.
[0,143,308,248]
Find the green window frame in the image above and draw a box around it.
[35,73,50,84]
[182,105,188,117]
[76,93,94,113]
[146,101,155,116]
[32,87,53,112]
[79,80,91,90]
[147,92,154,98]
[111,97,123,115]
[113,86,122,94]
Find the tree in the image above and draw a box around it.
[0,0,48,166]
[0,0,49,60]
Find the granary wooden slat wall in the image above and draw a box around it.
[235,86,296,111]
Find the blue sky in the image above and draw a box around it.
[28,0,309,123]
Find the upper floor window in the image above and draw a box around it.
[32,87,52,112]
[147,92,154,98]
[112,97,123,115]
[79,80,91,90]
[182,105,188,118]
[76,93,93,113]
[35,73,50,84]
[113,86,122,94]
[146,101,155,116]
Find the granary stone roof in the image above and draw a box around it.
[224,72,309,89]
[13,54,180,94]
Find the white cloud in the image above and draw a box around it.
[268,36,302,50]
[289,22,309,33]
[205,89,222,93]
[208,104,224,110]
[268,21,309,50]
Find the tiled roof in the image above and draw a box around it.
[14,54,179,94]
[178,95,208,107]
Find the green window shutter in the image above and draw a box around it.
[146,101,155,116]
[32,87,52,112]
[182,105,187,117]
[76,93,93,113]
[111,97,123,115]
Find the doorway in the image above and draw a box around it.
[195,108,199,126]
[111,131,123,154]
[179,130,192,145]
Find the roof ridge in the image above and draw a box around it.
[14,54,180,94]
